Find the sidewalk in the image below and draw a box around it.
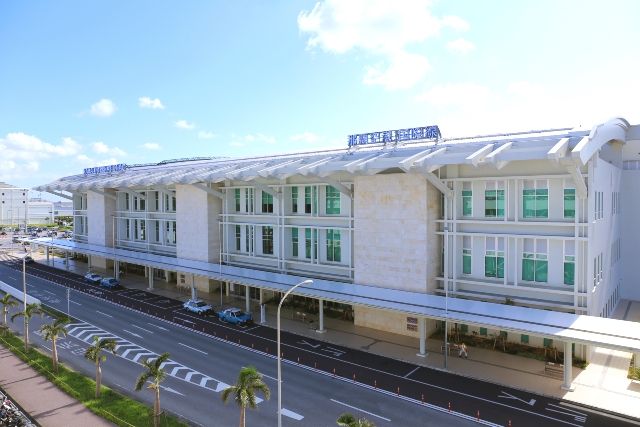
[0,346,113,427]
[29,251,640,419]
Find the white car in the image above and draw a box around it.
[183,299,214,315]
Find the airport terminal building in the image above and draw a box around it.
[32,118,640,387]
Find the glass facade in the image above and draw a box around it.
[462,190,472,216]
[234,189,241,212]
[261,191,273,213]
[485,190,505,217]
[522,188,548,218]
[463,248,471,274]
[522,253,548,282]
[291,187,298,213]
[564,188,575,218]
[326,229,341,262]
[291,227,298,257]
[564,256,575,285]
[484,251,504,278]
[326,186,341,214]
[304,186,312,214]
[262,226,273,255]
[235,225,241,251]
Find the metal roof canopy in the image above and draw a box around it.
[32,237,640,354]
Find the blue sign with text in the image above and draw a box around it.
[83,163,127,175]
[348,126,441,147]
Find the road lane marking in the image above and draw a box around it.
[123,329,143,339]
[545,407,586,423]
[330,399,390,422]
[280,408,304,421]
[404,366,420,378]
[42,290,56,295]
[133,352,156,363]
[498,391,536,406]
[147,322,169,331]
[131,324,154,334]
[174,316,196,325]
[69,300,81,306]
[262,373,278,382]
[178,342,208,355]
[96,310,113,318]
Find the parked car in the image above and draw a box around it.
[218,307,253,325]
[84,272,102,284]
[0,231,7,236]
[183,299,214,315]
[100,277,121,289]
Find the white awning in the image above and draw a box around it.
[31,237,640,354]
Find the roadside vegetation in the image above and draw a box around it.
[0,294,187,426]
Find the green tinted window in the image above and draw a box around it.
[326,186,341,214]
[462,190,472,216]
[564,188,575,218]
[463,248,471,274]
[485,190,505,217]
[291,228,298,257]
[326,229,341,262]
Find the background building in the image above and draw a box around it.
[0,183,56,227]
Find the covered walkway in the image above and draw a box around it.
[26,237,640,392]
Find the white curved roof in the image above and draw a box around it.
[34,118,631,193]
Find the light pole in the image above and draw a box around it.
[277,279,313,427]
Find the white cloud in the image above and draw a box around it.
[290,132,321,144]
[138,97,165,109]
[198,131,216,139]
[90,99,116,117]
[230,133,276,148]
[175,120,195,130]
[91,141,126,157]
[447,38,475,54]
[142,142,161,150]
[416,83,491,107]
[298,0,469,90]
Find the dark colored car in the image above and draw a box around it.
[100,277,121,289]
[84,272,102,284]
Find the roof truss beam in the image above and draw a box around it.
[547,138,570,161]
[47,190,73,200]
[324,179,352,199]
[253,183,279,199]
[566,164,587,199]
[88,189,116,201]
[416,170,452,198]
[193,183,224,199]
[466,144,494,166]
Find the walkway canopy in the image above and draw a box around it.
[30,237,640,354]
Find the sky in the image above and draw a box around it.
[1,0,640,194]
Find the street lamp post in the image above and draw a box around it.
[277,279,313,427]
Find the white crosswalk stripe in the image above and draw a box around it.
[65,321,241,400]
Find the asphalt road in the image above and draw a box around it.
[1,250,638,427]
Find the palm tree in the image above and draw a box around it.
[135,352,170,427]
[337,413,376,427]
[10,303,43,351]
[40,317,69,373]
[1,293,18,325]
[84,336,117,398]
[221,365,271,427]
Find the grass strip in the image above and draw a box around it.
[0,331,188,427]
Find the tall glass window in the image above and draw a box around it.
[564,241,575,286]
[564,188,575,219]
[484,237,504,278]
[291,227,298,257]
[245,225,253,253]
[125,193,130,210]
[304,186,312,214]
[291,187,298,213]
[234,189,241,212]
[325,186,341,215]
[462,236,471,274]
[522,239,548,282]
[245,188,254,213]
[522,180,548,218]
[235,225,241,251]
[326,229,341,262]
[262,226,273,255]
[485,182,505,217]
[305,228,317,259]
[462,182,472,216]
[261,191,273,213]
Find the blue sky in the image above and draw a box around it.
[1,0,639,193]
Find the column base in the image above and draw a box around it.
[416,352,428,358]
[561,385,575,392]
[315,329,326,333]
[146,287,154,291]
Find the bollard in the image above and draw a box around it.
[266,347,269,353]
[397,387,400,396]
[333,368,336,377]
[314,362,317,369]
[226,335,228,340]
[448,402,451,412]
[476,410,480,421]
[353,373,356,381]
[421,393,424,403]
[252,343,254,349]
[508,421,511,427]
[297,357,300,363]
[374,380,377,389]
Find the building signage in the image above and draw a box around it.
[83,163,127,175]
[348,125,441,147]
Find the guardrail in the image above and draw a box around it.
[0,281,41,305]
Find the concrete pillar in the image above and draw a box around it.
[260,303,266,324]
[562,341,574,391]
[259,289,264,305]
[191,275,197,300]
[65,252,69,271]
[245,286,250,313]
[45,247,49,264]
[417,317,427,357]
[87,256,92,271]
[148,267,154,290]
[225,282,230,297]
[317,299,326,333]
[114,261,120,280]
